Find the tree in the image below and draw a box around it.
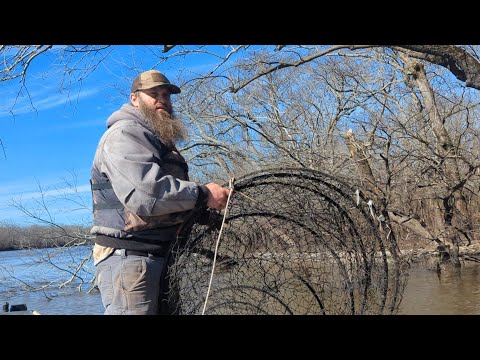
[2,44,480,270]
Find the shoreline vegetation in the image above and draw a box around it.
[0,224,92,252]
[1,224,479,270]
[400,242,480,270]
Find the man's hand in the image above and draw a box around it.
[205,182,230,210]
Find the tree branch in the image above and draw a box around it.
[393,45,480,90]
[230,45,375,93]
[387,211,442,246]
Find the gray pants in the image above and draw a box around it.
[95,250,178,315]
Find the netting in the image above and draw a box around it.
[168,168,408,314]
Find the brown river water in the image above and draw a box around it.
[398,262,480,315]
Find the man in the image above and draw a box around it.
[90,69,230,315]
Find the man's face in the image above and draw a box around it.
[132,86,173,114]
[130,86,186,149]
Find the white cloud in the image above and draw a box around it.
[0,204,92,226]
[0,182,92,208]
[0,183,92,225]
[22,184,92,199]
[0,87,100,118]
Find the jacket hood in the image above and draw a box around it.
[106,103,144,128]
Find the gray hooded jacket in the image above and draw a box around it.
[90,104,208,250]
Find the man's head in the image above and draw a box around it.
[130,70,181,115]
[130,70,186,149]
[130,70,181,95]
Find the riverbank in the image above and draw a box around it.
[400,241,480,269]
[0,224,91,251]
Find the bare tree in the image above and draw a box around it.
[157,46,480,266]
[4,172,95,293]
[3,44,480,278]
[0,45,113,116]
[339,49,480,266]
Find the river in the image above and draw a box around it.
[1,246,479,315]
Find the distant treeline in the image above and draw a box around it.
[0,223,93,251]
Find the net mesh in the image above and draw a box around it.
[168,168,408,315]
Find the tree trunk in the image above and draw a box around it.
[399,52,475,266]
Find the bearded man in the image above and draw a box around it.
[90,70,230,315]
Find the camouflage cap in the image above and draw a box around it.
[131,70,181,94]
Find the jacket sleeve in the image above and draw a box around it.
[99,123,201,216]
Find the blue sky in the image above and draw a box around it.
[0,45,230,226]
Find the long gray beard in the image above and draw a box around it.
[139,103,187,150]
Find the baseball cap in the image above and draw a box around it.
[131,70,181,94]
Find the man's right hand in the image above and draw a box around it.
[204,182,231,210]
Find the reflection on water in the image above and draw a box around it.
[398,262,480,315]
[1,247,480,315]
